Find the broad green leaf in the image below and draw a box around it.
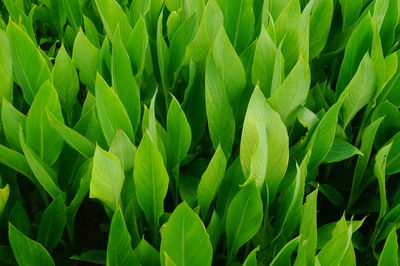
[89,146,125,211]
[274,0,301,72]
[45,0,67,34]
[295,188,318,266]
[156,12,171,90]
[307,103,342,171]
[165,0,182,11]
[9,223,55,266]
[37,196,66,251]
[47,111,95,159]
[270,236,300,266]
[52,44,79,122]
[241,87,289,197]
[2,98,26,151]
[109,129,137,172]
[134,132,169,231]
[65,0,82,30]
[94,0,132,44]
[9,201,30,235]
[205,51,235,157]
[339,0,363,29]
[317,216,354,265]
[6,21,51,104]
[26,81,64,165]
[0,144,34,182]
[252,26,278,97]
[95,74,134,146]
[317,219,365,249]
[339,54,376,128]
[19,128,64,200]
[268,58,310,125]
[0,30,12,103]
[167,97,192,170]
[336,14,374,96]
[133,238,160,266]
[380,0,399,54]
[160,202,213,266]
[309,0,334,60]
[197,145,227,217]
[207,211,222,252]
[112,29,141,135]
[107,209,138,266]
[72,31,100,93]
[386,132,400,174]
[348,117,383,207]
[323,138,362,163]
[371,101,400,148]
[0,184,10,218]
[216,0,254,54]
[375,142,392,220]
[378,227,398,266]
[83,16,100,48]
[187,1,223,65]
[226,180,263,258]
[243,246,259,266]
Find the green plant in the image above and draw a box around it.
[0,0,399,265]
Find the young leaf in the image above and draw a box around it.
[323,138,363,163]
[107,209,138,266]
[378,227,398,266]
[6,21,51,104]
[270,236,300,266]
[89,146,125,211]
[226,180,263,258]
[2,98,26,151]
[0,30,12,103]
[0,184,10,218]
[109,129,137,172]
[134,132,169,231]
[133,238,160,266]
[375,142,392,220]
[167,97,192,170]
[95,73,134,146]
[160,202,213,266]
[9,223,55,266]
[243,246,259,266]
[37,196,66,251]
[197,145,227,217]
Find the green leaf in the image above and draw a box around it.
[0,144,34,182]
[26,81,64,165]
[47,111,95,159]
[95,73,134,146]
[268,57,311,125]
[19,128,64,200]
[339,53,376,128]
[295,188,318,266]
[160,202,213,266]
[89,146,125,211]
[65,0,82,30]
[309,0,334,60]
[336,14,374,96]
[251,26,278,97]
[270,236,300,266]
[378,227,398,266]
[109,129,137,172]
[37,196,66,251]
[243,246,259,266]
[111,28,141,135]
[2,98,26,151]
[211,27,246,107]
[0,184,10,218]
[241,86,289,197]
[83,16,100,48]
[216,0,254,54]
[52,44,79,121]
[205,50,235,157]
[9,223,55,266]
[134,132,169,231]
[0,30,13,103]
[338,0,363,29]
[375,142,392,220]
[167,97,192,170]
[323,138,362,163]
[72,31,100,93]
[6,21,51,104]
[187,1,223,65]
[226,180,263,258]
[197,145,227,217]
[107,209,138,266]
[207,211,222,252]
[133,238,160,266]
[371,101,400,148]
[94,0,132,44]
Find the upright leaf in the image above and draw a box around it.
[378,228,398,266]
[134,132,169,231]
[0,30,12,103]
[160,202,213,266]
[89,146,125,211]
[375,142,392,220]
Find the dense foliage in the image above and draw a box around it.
[0,0,400,265]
